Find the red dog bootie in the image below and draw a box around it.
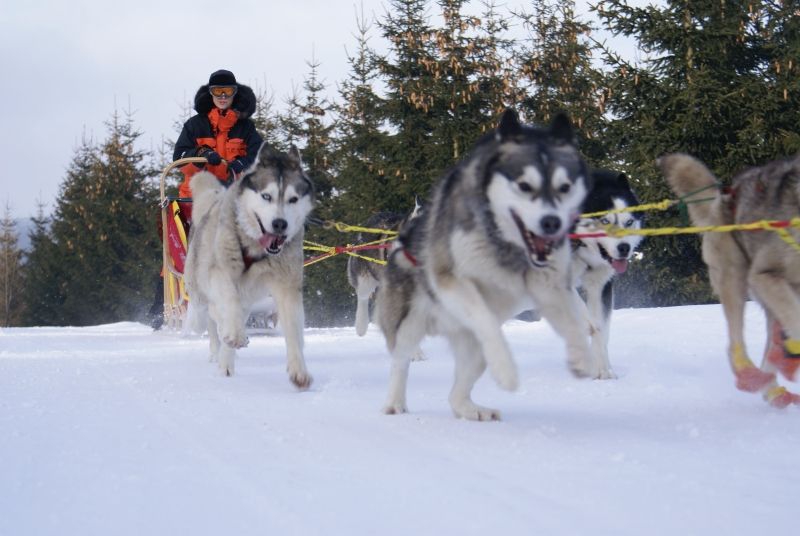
[765,320,800,382]
[731,343,775,392]
[764,385,800,408]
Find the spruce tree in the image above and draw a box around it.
[593,0,800,306]
[514,0,607,162]
[20,201,63,326]
[49,111,161,325]
[294,56,337,199]
[0,202,24,326]
[288,57,350,327]
[473,0,524,118]
[320,10,397,328]
[376,0,442,204]
[425,0,512,166]
[276,88,305,151]
[333,9,393,219]
[250,84,284,149]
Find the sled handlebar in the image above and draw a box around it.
[158,157,229,205]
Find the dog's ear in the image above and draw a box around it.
[549,112,575,145]
[496,108,522,140]
[411,195,425,219]
[288,145,303,165]
[616,172,630,188]
[257,142,279,165]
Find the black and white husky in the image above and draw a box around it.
[571,170,643,379]
[376,110,595,420]
[347,199,423,337]
[183,143,314,388]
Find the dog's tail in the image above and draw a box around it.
[181,299,208,337]
[189,171,224,224]
[354,296,370,336]
[657,153,728,227]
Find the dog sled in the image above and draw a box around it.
[158,157,202,330]
[158,158,279,332]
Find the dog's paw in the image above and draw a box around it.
[765,329,800,382]
[764,385,800,408]
[222,330,249,349]
[289,370,313,390]
[452,401,502,421]
[218,355,235,377]
[567,350,593,378]
[383,403,408,415]
[593,366,618,380]
[734,366,774,393]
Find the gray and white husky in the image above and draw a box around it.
[347,199,423,336]
[570,169,644,379]
[376,110,595,420]
[183,143,314,388]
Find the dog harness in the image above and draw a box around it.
[401,248,418,267]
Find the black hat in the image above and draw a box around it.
[208,69,237,86]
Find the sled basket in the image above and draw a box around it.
[159,157,206,330]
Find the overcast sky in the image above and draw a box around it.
[1,0,642,220]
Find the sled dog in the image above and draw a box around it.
[376,109,595,420]
[184,143,314,388]
[658,153,800,407]
[571,169,644,379]
[347,199,423,336]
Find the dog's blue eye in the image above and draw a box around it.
[624,219,634,228]
[601,218,610,225]
[262,193,272,202]
[518,182,532,193]
[288,196,299,204]
[558,184,571,194]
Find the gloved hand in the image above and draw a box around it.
[204,151,222,166]
[228,158,246,175]
[195,146,222,165]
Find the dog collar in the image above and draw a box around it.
[241,247,268,271]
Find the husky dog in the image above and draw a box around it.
[571,170,644,379]
[659,153,800,407]
[347,199,423,336]
[376,110,595,420]
[183,143,314,388]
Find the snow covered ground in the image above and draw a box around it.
[1,303,798,535]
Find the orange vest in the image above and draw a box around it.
[178,109,247,198]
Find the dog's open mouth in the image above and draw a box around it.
[258,232,286,254]
[256,216,287,254]
[599,245,629,274]
[511,210,557,267]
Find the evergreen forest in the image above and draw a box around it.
[2,0,799,327]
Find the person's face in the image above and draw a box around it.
[209,86,237,110]
[212,94,233,110]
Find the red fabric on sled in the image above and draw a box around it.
[166,206,188,275]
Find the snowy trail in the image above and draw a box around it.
[1,304,798,535]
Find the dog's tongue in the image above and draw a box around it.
[612,258,628,274]
[533,236,550,255]
[258,233,283,250]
